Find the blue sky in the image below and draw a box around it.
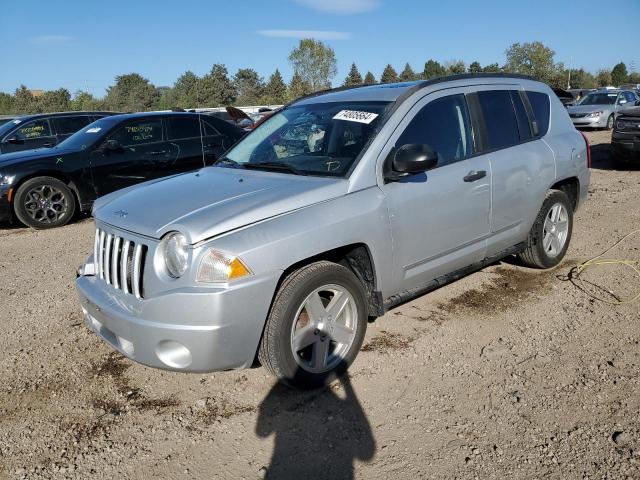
[2,0,639,97]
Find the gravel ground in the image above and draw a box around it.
[0,130,639,479]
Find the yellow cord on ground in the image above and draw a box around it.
[571,229,640,305]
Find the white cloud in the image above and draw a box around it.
[257,30,351,40]
[30,35,73,46]
[292,0,379,14]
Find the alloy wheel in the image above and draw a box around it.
[23,185,68,224]
[542,202,569,258]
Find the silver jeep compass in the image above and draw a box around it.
[76,74,590,388]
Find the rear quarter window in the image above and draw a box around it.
[526,91,551,137]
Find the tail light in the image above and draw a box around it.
[579,131,591,168]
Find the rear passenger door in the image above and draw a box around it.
[165,115,206,175]
[0,118,57,153]
[472,88,555,256]
[52,115,93,144]
[200,116,232,165]
[380,90,492,292]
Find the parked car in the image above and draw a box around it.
[612,105,640,164]
[0,111,117,154]
[0,112,244,228]
[76,74,590,388]
[567,89,640,129]
[0,115,17,126]
[553,88,576,107]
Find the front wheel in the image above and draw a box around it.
[13,176,76,229]
[518,190,573,269]
[258,261,368,389]
[606,114,614,130]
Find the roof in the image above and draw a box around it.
[293,73,539,105]
[9,111,117,121]
[102,111,205,122]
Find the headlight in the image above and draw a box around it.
[586,111,603,118]
[196,249,252,283]
[160,232,189,278]
[0,174,15,186]
[616,120,629,130]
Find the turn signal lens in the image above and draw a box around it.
[196,249,252,283]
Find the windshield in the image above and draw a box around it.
[221,101,390,177]
[579,93,617,106]
[0,117,24,138]
[56,117,116,150]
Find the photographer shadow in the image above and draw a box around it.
[256,374,375,480]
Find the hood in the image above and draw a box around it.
[93,167,348,244]
[618,106,640,118]
[0,146,75,167]
[567,104,613,114]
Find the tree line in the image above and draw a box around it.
[1,40,638,115]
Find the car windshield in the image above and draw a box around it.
[0,117,25,138]
[220,101,390,177]
[579,93,617,105]
[56,117,116,150]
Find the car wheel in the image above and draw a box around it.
[518,190,573,269]
[258,260,368,389]
[13,176,76,229]
[606,114,614,130]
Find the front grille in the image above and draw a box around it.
[94,228,147,298]
[570,113,587,118]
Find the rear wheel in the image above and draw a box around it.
[258,261,368,388]
[13,176,76,229]
[518,190,573,269]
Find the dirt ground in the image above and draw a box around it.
[1,130,639,479]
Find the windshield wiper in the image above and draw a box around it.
[243,161,306,175]
[213,157,243,168]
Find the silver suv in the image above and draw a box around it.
[76,75,590,388]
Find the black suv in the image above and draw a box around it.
[0,112,245,229]
[0,111,117,154]
[612,105,640,164]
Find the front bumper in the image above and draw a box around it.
[570,115,607,128]
[612,131,640,159]
[76,257,281,373]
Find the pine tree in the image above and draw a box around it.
[343,62,363,86]
[199,64,237,106]
[399,63,417,82]
[422,60,446,80]
[288,72,312,101]
[380,64,398,83]
[363,71,376,85]
[468,61,482,74]
[262,69,287,104]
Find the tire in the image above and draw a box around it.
[13,176,76,229]
[258,261,368,389]
[518,190,573,269]
[606,114,614,130]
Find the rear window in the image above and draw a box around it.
[168,116,201,140]
[53,116,92,135]
[526,91,550,137]
[477,90,520,150]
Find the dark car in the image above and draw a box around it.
[0,111,118,154]
[0,112,245,229]
[0,115,17,126]
[552,88,576,108]
[612,105,640,164]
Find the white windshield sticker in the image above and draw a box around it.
[12,119,21,124]
[86,127,102,133]
[333,110,379,124]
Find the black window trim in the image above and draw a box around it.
[51,114,93,136]
[167,114,202,141]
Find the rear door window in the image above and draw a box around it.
[510,91,533,141]
[168,116,201,140]
[10,119,52,141]
[52,116,92,135]
[477,90,520,150]
[396,94,473,167]
[525,91,550,137]
[109,118,163,146]
[201,118,221,136]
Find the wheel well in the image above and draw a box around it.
[278,244,383,318]
[551,177,579,211]
[11,172,82,214]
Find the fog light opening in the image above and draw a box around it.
[156,340,192,369]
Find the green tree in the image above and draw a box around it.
[13,85,37,114]
[422,60,446,79]
[628,72,640,84]
[233,68,264,105]
[38,88,71,113]
[445,60,466,75]
[288,39,337,91]
[104,73,160,111]
[504,41,559,84]
[399,63,417,82]
[468,61,482,74]
[156,86,173,110]
[70,91,103,111]
[482,63,501,73]
[595,69,612,87]
[199,64,237,106]
[262,69,288,104]
[611,62,628,86]
[343,62,363,86]
[288,71,312,101]
[363,71,376,85]
[172,71,201,108]
[0,92,15,114]
[380,64,398,83]
[567,69,596,89]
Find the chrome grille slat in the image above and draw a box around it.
[94,227,146,298]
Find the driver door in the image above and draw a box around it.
[379,89,491,293]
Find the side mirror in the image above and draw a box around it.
[101,139,122,152]
[5,136,23,145]
[635,100,640,106]
[385,144,438,181]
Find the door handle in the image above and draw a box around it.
[463,170,487,182]
[43,142,54,147]
[148,150,167,155]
